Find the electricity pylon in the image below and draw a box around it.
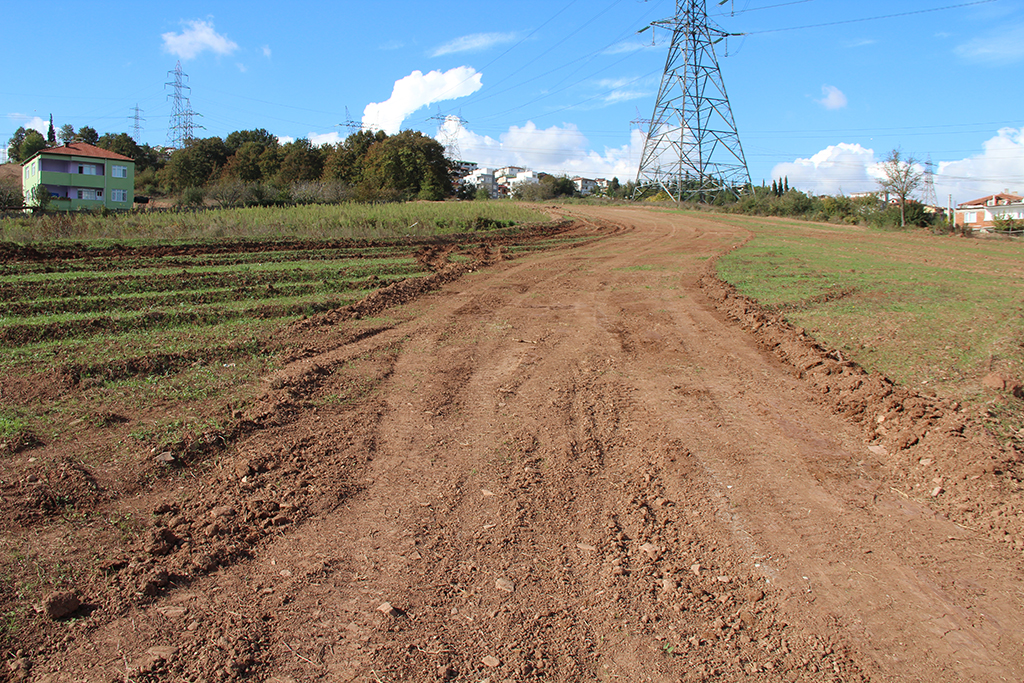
[634,0,750,202]
[921,154,938,207]
[165,61,199,149]
[129,105,145,143]
[430,109,468,162]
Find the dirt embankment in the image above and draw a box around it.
[699,259,1024,548]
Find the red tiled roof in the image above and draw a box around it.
[958,192,1023,207]
[24,142,134,163]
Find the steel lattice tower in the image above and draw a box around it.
[165,61,195,149]
[634,0,750,202]
[129,104,145,143]
[921,154,938,207]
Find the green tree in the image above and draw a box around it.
[224,128,277,154]
[77,126,99,145]
[358,130,450,201]
[7,128,28,163]
[276,139,325,184]
[166,137,229,190]
[97,132,141,160]
[46,115,56,147]
[876,148,923,228]
[226,141,266,182]
[607,177,622,198]
[322,129,387,184]
[58,124,76,145]
[31,184,52,211]
[0,178,23,209]
[258,146,282,181]
[19,130,47,162]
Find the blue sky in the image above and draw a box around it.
[3,0,1023,204]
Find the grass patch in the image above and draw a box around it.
[711,216,1024,419]
[0,202,549,243]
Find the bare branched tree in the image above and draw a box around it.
[877,148,923,227]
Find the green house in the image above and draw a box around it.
[22,142,135,211]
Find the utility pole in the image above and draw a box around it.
[634,0,750,202]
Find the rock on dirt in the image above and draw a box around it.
[43,591,80,620]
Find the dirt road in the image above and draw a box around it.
[27,206,1024,682]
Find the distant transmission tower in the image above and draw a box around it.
[342,107,363,134]
[430,109,467,161]
[165,61,198,148]
[634,0,750,202]
[129,104,145,143]
[921,154,938,207]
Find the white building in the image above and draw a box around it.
[466,167,497,198]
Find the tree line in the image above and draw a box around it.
[6,123,456,206]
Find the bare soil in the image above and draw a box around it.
[2,205,1023,682]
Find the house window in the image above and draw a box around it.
[77,189,98,200]
[965,211,977,223]
[112,165,128,178]
[111,189,128,203]
[78,164,99,175]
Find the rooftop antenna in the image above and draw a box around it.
[634,0,751,202]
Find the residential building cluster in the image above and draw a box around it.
[459,162,608,199]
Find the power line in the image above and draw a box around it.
[739,0,997,36]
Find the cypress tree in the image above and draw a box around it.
[47,115,56,146]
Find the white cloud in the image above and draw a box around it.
[262,45,272,58]
[770,143,878,195]
[430,32,518,57]
[309,131,344,146]
[277,135,295,145]
[236,63,247,73]
[815,85,848,110]
[603,40,661,55]
[596,77,655,105]
[7,114,48,136]
[450,121,644,180]
[768,129,1024,205]
[162,19,239,60]
[955,25,1024,64]
[936,127,1024,202]
[363,67,483,135]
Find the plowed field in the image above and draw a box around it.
[1,205,1022,683]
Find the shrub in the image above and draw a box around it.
[178,186,205,208]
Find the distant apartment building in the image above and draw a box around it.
[466,167,497,198]
[955,192,1024,230]
[572,177,601,195]
[22,142,134,211]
